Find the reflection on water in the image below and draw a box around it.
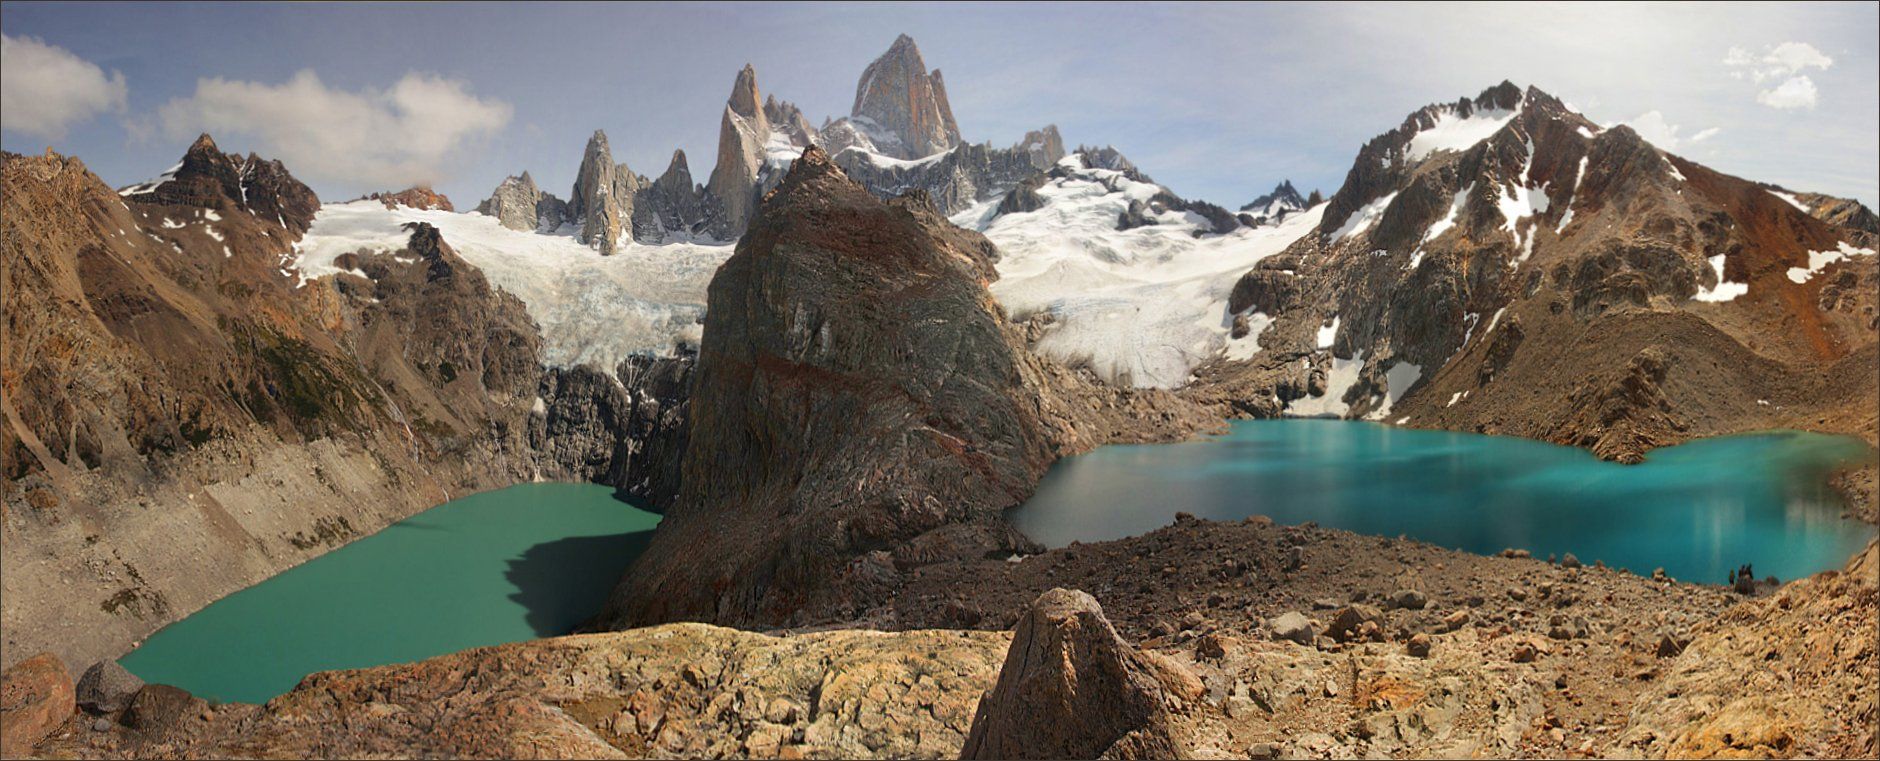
[1012,420,1875,585]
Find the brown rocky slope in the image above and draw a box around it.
[1194,83,1877,471]
[1,138,552,673]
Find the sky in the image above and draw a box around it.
[3,1,1876,209]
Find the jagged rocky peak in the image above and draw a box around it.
[476,171,568,233]
[1242,180,1307,218]
[850,33,962,160]
[1075,144,1139,174]
[763,94,818,147]
[1015,124,1066,170]
[570,129,641,254]
[632,148,714,244]
[707,64,772,239]
[118,132,319,235]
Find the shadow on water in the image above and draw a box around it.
[504,528,657,637]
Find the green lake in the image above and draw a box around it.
[120,482,658,703]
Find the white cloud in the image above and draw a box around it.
[153,70,512,188]
[0,34,129,139]
[1612,110,1712,151]
[1725,41,1833,109]
[1756,75,1819,110]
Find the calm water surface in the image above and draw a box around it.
[121,483,657,703]
[123,423,1874,704]
[1012,420,1875,585]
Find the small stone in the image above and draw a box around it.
[1388,589,1428,610]
[1224,696,1258,719]
[1311,598,1339,610]
[1652,567,1668,581]
[92,717,111,732]
[1284,545,1305,572]
[1654,632,1690,658]
[1406,633,1432,658]
[1561,553,1582,569]
[1507,587,1529,602]
[1323,679,1340,697]
[1511,643,1539,663]
[1196,633,1228,660]
[1248,741,1280,759]
[1440,609,1471,632]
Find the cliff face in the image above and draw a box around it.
[0,141,547,672]
[850,34,962,160]
[598,146,1212,629]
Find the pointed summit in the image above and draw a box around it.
[850,34,961,160]
[729,64,763,120]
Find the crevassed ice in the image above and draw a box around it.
[963,160,1326,389]
[294,201,731,370]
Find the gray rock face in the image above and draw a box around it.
[831,139,1044,217]
[531,352,693,512]
[849,34,961,160]
[569,131,642,254]
[706,65,771,240]
[475,171,567,232]
[75,660,143,713]
[961,589,1198,760]
[1017,125,1066,170]
[630,151,713,243]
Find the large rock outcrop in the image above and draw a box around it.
[532,352,694,512]
[850,34,962,160]
[599,144,1059,627]
[598,146,1212,629]
[961,589,1200,760]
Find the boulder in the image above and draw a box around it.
[1269,611,1318,645]
[1561,553,1583,569]
[0,652,74,758]
[76,660,143,713]
[121,684,207,737]
[1406,633,1433,658]
[961,588,1197,759]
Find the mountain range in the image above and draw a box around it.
[2,32,1876,761]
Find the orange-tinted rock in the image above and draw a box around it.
[1,652,75,758]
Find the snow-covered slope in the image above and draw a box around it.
[294,201,732,369]
[959,156,1323,388]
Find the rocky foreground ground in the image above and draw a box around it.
[7,519,1873,760]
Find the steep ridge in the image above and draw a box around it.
[598,146,1213,630]
[1192,82,1878,463]
[0,139,549,671]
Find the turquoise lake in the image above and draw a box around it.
[121,422,1874,705]
[1013,420,1876,585]
[120,482,659,704]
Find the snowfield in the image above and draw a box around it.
[957,157,1324,388]
[294,201,732,370]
